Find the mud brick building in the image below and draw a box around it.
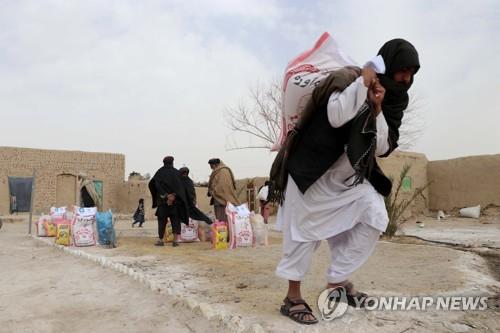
[2,145,499,219]
[0,146,125,215]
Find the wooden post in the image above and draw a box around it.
[75,174,80,208]
[28,169,36,235]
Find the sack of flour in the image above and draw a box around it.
[180,219,200,242]
[163,219,201,243]
[75,206,97,217]
[163,222,175,243]
[250,213,269,247]
[72,206,97,247]
[198,221,211,242]
[273,32,356,150]
[43,220,57,237]
[211,221,228,250]
[36,215,51,237]
[50,206,67,218]
[55,222,71,246]
[226,203,254,249]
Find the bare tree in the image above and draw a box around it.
[225,79,424,151]
[224,79,282,150]
[398,94,426,150]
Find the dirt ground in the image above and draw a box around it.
[1,215,499,333]
[0,223,225,333]
[399,208,500,248]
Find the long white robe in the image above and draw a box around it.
[275,76,390,242]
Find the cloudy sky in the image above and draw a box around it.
[1,0,499,181]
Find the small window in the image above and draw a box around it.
[402,176,412,192]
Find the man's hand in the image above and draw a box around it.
[166,193,176,206]
[368,79,385,116]
[362,66,377,88]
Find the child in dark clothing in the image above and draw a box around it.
[132,198,145,227]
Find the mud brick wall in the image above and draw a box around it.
[116,180,155,220]
[116,181,213,220]
[0,146,125,215]
[427,154,500,211]
[378,151,429,218]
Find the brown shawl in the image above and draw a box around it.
[269,66,361,204]
[208,162,240,206]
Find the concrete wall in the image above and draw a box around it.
[378,151,429,217]
[0,147,125,215]
[428,154,500,211]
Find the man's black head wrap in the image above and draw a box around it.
[179,167,189,175]
[163,156,174,166]
[377,39,420,124]
[208,158,220,166]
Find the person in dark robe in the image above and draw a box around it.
[148,156,189,247]
[179,167,197,205]
[179,167,212,225]
[132,198,145,228]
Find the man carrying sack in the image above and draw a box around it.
[271,39,420,325]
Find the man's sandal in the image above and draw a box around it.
[280,297,318,325]
[333,282,375,308]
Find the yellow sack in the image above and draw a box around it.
[55,223,71,246]
[163,223,174,243]
[211,221,228,250]
[44,221,57,237]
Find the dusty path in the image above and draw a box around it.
[2,217,499,332]
[0,223,225,333]
[399,214,500,248]
[59,218,500,332]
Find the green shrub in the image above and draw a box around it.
[384,164,431,237]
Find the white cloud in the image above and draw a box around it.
[311,0,500,160]
[0,0,277,181]
[1,0,499,182]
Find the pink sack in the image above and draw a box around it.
[72,216,96,247]
[36,215,51,237]
[71,206,97,247]
[164,219,201,243]
[180,219,200,243]
[50,206,67,218]
[273,32,356,150]
[226,203,254,249]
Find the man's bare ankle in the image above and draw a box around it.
[287,293,302,300]
[326,280,348,289]
[326,281,357,295]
